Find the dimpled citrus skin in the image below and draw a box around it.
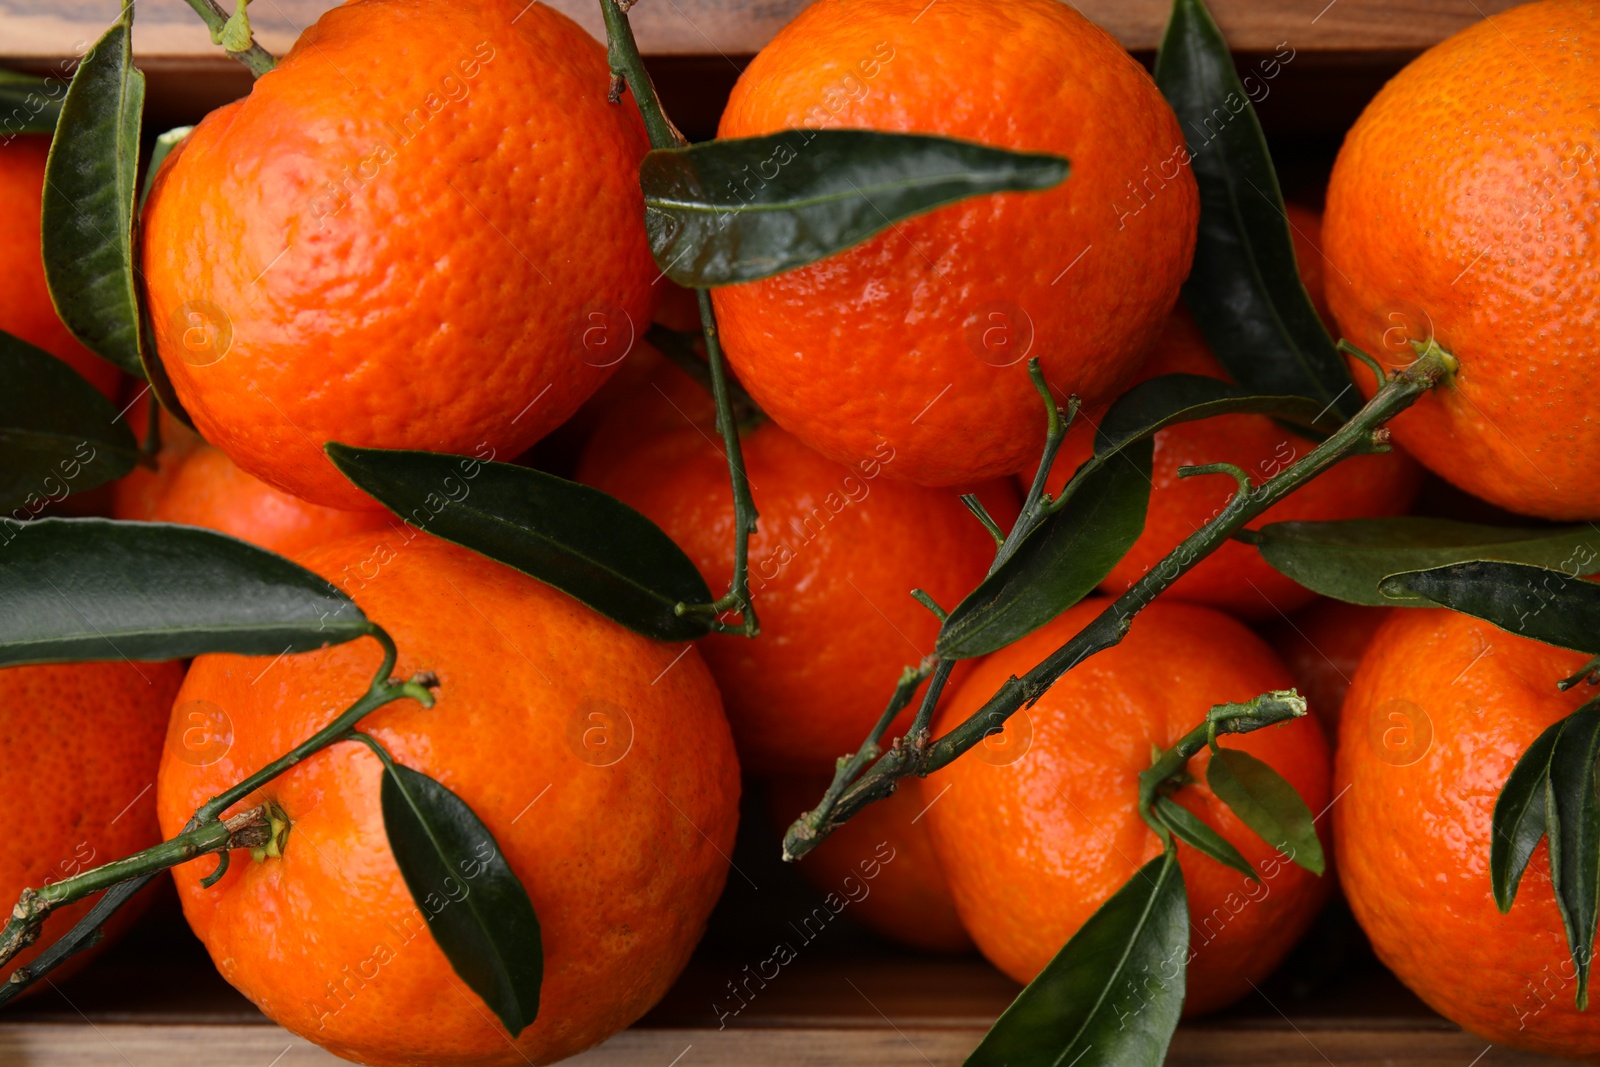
[1043,310,1421,620]
[1324,1,1600,520]
[768,776,972,953]
[0,661,186,986]
[1337,608,1600,1056]
[925,598,1331,1016]
[0,136,121,400]
[141,0,657,510]
[157,534,738,1067]
[712,0,1198,487]
[577,366,1013,774]
[114,442,394,561]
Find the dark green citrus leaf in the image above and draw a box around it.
[1153,0,1356,419]
[326,445,712,641]
[0,328,138,513]
[1493,717,1564,913]
[1380,560,1600,654]
[1151,794,1258,881]
[964,849,1186,1067]
[0,518,371,666]
[139,124,192,210]
[1254,518,1600,607]
[381,762,542,1036]
[1206,747,1324,876]
[41,14,146,378]
[0,68,65,134]
[938,439,1152,660]
[1543,702,1600,1008]
[1094,375,1334,460]
[0,871,157,1009]
[641,129,1069,286]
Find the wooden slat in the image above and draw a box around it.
[0,1022,1576,1067]
[0,0,1529,63]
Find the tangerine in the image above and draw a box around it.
[924,597,1331,1015]
[157,532,738,1065]
[712,0,1197,487]
[141,0,658,509]
[1324,0,1600,520]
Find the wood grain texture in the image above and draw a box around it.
[0,1022,1575,1066]
[0,0,1530,61]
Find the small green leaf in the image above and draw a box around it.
[1543,703,1600,1009]
[0,68,66,134]
[964,849,1187,1067]
[140,125,192,210]
[42,13,146,378]
[1206,747,1324,876]
[1380,561,1600,654]
[326,445,713,641]
[641,129,1069,287]
[0,518,371,666]
[1151,794,1258,881]
[937,439,1152,660]
[1153,0,1357,419]
[0,328,138,513]
[1253,518,1600,607]
[1493,717,1564,913]
[380,762,542,1036]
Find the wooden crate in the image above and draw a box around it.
[0,2,1556,1064]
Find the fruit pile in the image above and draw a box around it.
[1,0,1597,1064]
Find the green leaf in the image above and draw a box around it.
[0,518,372,666]
[641,129,1069,287]
[1206,747,1324,876]
[1153,0,1357,419]
[1492,717,1564,913]
[139,125,192,210]
[0,68,65,134]
[1380,560,1600,654]
[1058,373,1337,501]
[380,762,542,1037]
[41,14,146,378]
[964,849,1187,1067]
[1543,702,1600,1009]
[937,439,1152,660]
[1253,518,1600,607]
[0,328,138,513]
[326,445,713,641]
[1151,794,1258,881]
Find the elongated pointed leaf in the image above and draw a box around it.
[1206,747,1324,876]
[41,15,145,377]
[1151,795,1257,881]
[1059,373,1335,499]
[1493,717,1564,912]
[0,68,65,134]
[0,518,371,666]
[0,329,138,512]
[139,125,192,210]
[642,130,1069,286]
[938,439,1151,660]
[381,762,541,1036]
[326,445,712,640]
[1153,0,1356,419]
[1254,518,1600,607]
[1380,561,1600,654]
[965,850,1187,1067]
[1544,703,1600,1008]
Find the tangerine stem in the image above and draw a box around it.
[177,0,276,77]
[784,345,1453,859]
